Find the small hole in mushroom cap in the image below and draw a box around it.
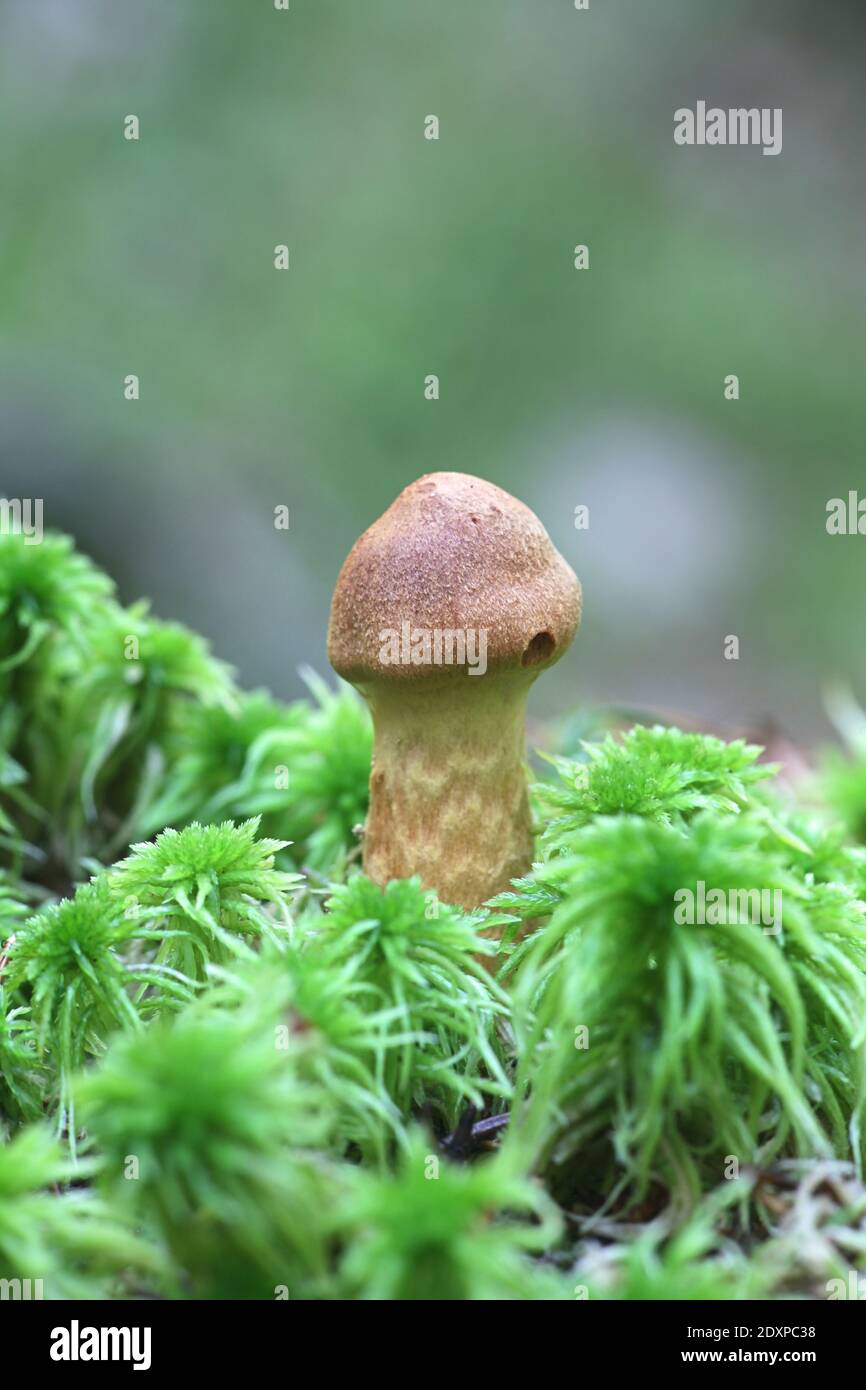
[522,631,556,666]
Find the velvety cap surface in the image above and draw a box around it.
[328,472,581,683]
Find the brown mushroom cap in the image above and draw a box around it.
[327,472,581,685]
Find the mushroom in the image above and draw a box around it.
[327,472,581,909]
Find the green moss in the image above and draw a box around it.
[4,876,192,1143]
[135,673,371,872]
[0,531,113,678]
[495,732,866,1206]
[0,1123,162,1298]
[272,672,372,870]
[136,689,306,839]
[2,527,866,1300]
[108,817,299,983]
[823,750,866,844]
[536,725,775,849]
[315,875,512,1127]
[203,940,404,1163]
[78,1010,339,1299]
[574,1179,780,1300]
[335,1129,563,1300]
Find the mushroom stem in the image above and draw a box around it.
[361,675,534,910]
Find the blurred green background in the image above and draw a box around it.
[2,0,864,741]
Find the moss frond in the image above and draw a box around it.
[316,875,512,1125]
[109,818,299,983]
[79,1011,339,1299]
[205,940,407,1162]
[137,689,305,838]
[536,725,775,853]
[335,1129,562,1300]
[4,876,191,1139]
[575,1179,780,1300]
[506,812,866,1203]
[0,531,114,676]
[276,672,372,871]
[0,989,43,1133]
[134,675,370,877]
[0,1122,162,1297]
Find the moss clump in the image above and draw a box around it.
[536,725,775,842]
[335,1129,563,1301]
[78,1009,338,1300]
[314,875,511,1127]
[3,528,866,1300]
[0,531,368,892]
[108,817,299,982]
[500,813,866,1205]
[3,876,192,1143]
[0,1123,161,1298]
